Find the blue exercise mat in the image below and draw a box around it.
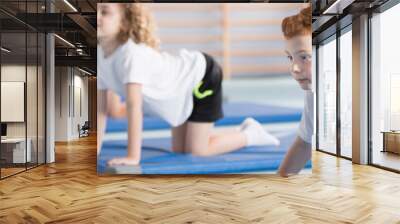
[105,102,302,132]
[98,131,312,174]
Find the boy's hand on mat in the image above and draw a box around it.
[107,157,140,166]
[277,169,289,178]
[277,166,290,177]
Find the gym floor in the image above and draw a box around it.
[101,76,306,174]
[0,134,399,223]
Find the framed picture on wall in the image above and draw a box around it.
[1,81,25,122]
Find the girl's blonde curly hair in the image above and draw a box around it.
[117,3,160,49]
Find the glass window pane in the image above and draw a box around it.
[340,29,352,158]
[1,30,27,177]
[38,32,45,165]
[371,3,400,171]
[1,1,46,179]
[27,31,38,169]
[318,37,337,154]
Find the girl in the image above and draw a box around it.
[97,3,279,166]
[278,6,313,177]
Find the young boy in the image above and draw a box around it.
[278,6,314,177]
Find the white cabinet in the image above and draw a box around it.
[1,138,31,163]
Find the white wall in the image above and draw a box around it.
[55,66,69,141]
[54,67,89,141]
[1,65,26,131]
[1,65,26,139]
[1,64,46,163]
[1,65,38,137]
[71,73,89,138]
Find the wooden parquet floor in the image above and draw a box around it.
[0,134,399,224]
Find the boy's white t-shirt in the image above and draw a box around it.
[97,39,206,127]
[297,90,314,144]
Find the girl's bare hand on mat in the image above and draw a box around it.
[107,157,140,166]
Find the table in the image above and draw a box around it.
[1,138,31,163]
[381,131,400,155]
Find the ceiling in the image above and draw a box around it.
[312,0,391,44]
[0,0,98,75]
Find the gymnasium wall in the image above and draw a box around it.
[147,3,309,78]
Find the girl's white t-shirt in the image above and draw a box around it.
[97,39,206,127]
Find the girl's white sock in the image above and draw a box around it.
[240,118,280,147]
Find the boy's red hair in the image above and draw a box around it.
[281,6,312,39]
